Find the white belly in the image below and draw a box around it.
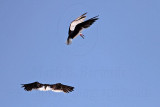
[38,86,52,91]
[52,90,63,92]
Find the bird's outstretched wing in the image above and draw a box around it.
[21,81,42,91]
[76,15,99,29]
[52,83,74,93]
[69,12,87,31]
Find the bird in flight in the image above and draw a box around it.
[66,12,99,45]
[21,81,74,93]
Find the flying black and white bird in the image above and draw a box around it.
[21,81,74,93]
[66,12,99,45]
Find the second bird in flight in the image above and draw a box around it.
[66,12,99,45]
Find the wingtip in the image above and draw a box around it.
[91,15,99,21]
[82,12,88,16]
[93,15,99,19]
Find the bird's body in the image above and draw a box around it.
[66,13,99,45]
[21,82,74,93]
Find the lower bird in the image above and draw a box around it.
[21,81,74,93]
[66,12,99,45]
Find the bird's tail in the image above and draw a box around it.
[66,38,72,45]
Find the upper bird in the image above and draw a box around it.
[21,81,74,93]
[66,12,99,45]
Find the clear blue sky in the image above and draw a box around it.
[0,0,160,107]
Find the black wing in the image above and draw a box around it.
[52,83,74,93]
[77,15,99,29]
[21,81,43,91]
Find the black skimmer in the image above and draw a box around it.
[21,82,74,93]
[66,12,99,45]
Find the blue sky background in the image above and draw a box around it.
[0,0,160,107]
